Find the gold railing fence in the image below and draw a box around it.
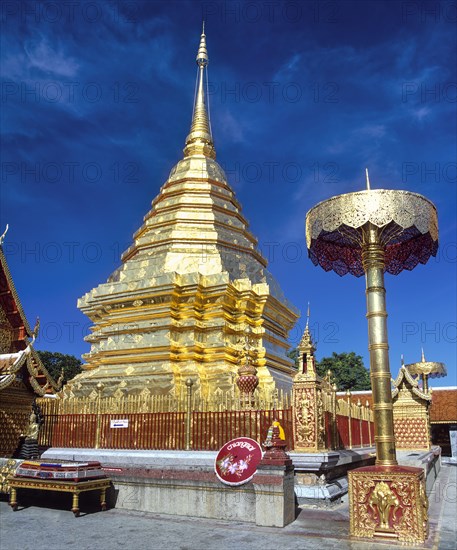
[331,395,374,422]
[38,387,291,416]
[36,384,373,452]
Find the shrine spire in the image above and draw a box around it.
[183,23,216,159]
[305,301,310,329]
[365,168,371,190]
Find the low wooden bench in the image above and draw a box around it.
[8,476,111,517]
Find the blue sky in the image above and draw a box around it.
[1,0,456,387]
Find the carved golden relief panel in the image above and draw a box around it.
[293,386,317,450]
[0,404,30,457]
[0,459,21,494]
[0,308,13,354]
[349,467,428,544]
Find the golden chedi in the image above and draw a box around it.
[65,27,299,400]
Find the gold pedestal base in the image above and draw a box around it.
[349,465,428,544]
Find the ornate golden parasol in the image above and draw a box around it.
[306,171,438,467]
[405,350,446,393]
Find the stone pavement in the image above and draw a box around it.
[0,464,455,550]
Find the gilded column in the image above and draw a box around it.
[361,223,396,465]
[306,177,438,543]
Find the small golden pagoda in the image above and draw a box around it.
[293,310,328,452]
[392,351,446,450]
[66,27,299,400]
[392,357,432,450]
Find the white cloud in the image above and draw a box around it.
[2,36,79,82]
[357,124,387,138]
[216,109,247,144]
[24,39,79,77]
[273,53,302,80]
[413,106,431,121]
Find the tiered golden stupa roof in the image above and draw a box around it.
[68,27,299,400]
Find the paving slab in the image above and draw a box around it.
[0,464,455,550]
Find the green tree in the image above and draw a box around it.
[287,348,299,369]
[316,351,371,391]
[36,351,82,385]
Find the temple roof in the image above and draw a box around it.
[391,365,431,401]
[0,239,32,341]
[0,239,62,395]
[429,387,457,423]
[337,387,457,423]
[0,344,61,395]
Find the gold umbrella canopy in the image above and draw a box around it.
[306,189,439,277]
[405,351,446,393]
[406,358,447,379]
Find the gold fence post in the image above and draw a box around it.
[185,378,193,450]
[331,383,337,449]
[347,390,352,449]
[322,370,335,450]
[366,400,372,447]
[357,399,363,447]
[94,382,104,449]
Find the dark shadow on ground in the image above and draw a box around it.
[5,487,110,516]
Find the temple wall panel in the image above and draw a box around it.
[0,383,34,457]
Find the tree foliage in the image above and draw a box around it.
[36,351,82,385]
[316,351,371,391]
[287,348,299,369]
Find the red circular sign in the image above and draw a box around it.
[214,437,263,486]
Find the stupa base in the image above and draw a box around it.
[348,465,428,544]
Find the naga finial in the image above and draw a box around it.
[0,224,9,246]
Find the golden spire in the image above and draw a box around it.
[298,302,315,354]
[183,22,216,159]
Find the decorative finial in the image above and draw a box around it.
[32,317,40,340]
[57,367,65,389]
[297,305,316,375]
[196,23,208,67]
[0,224,9,246]
[421,348,425,362]
[401,354,404,366]
[183,25,215,159]
[365,168,371,190]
